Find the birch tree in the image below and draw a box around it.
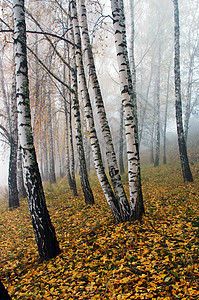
[184,41,199,144]
[77,0,131,221]
[119,103,124,174]
[154,44,161,167]
[71,62,95,205]
[70,0,122,221]
[173,0,193,182]
[110,0,144,220]
[8,68,20,207]
[163,63,171,165]
[17,146,26,197]
[13,0,61,259]
[63,42,77,195]
[0,52,19,208]
[47,80,56,184]
[129,0,136,96]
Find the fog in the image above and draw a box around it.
[0,149,8,188]
[0,0,198,193]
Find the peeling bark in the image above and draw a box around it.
[70,38,94,205]
[119,103,124,174]
[17,146,26,198]
[110,0,144,220]
[77,0,131,221]
[70,0,122,221]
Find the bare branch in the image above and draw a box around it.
[27,45,74,93]
[0,124,10,143]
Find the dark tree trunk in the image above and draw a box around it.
[0,280,11,300]
[8,137,19,208]
[8,67,19,208]
[173,0,193,182]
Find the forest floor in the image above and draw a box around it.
[0,162,199,299]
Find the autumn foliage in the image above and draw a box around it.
[0,162,199,299]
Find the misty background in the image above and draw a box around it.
[0,0,199,188]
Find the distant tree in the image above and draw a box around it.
[0,52,19,208]
[8,66,20,207]
[163,63,171,165]
[173,0,193,182]
[42,77,49,182]
[154,44,161,167]
[184,40,199,144]
[68,92,77,195]
[139,57,153,145]
[47,78,56,184]
[63,42,77,195]
[13,0,61,259]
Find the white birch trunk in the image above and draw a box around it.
[70,0,122,221]
[77,0,131,221]
[119,103,125,175]
[129,0,136,95]
[13,0,61,259]
[17,146,26,198]
[70,48,95,205]
[110,0,144,219]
